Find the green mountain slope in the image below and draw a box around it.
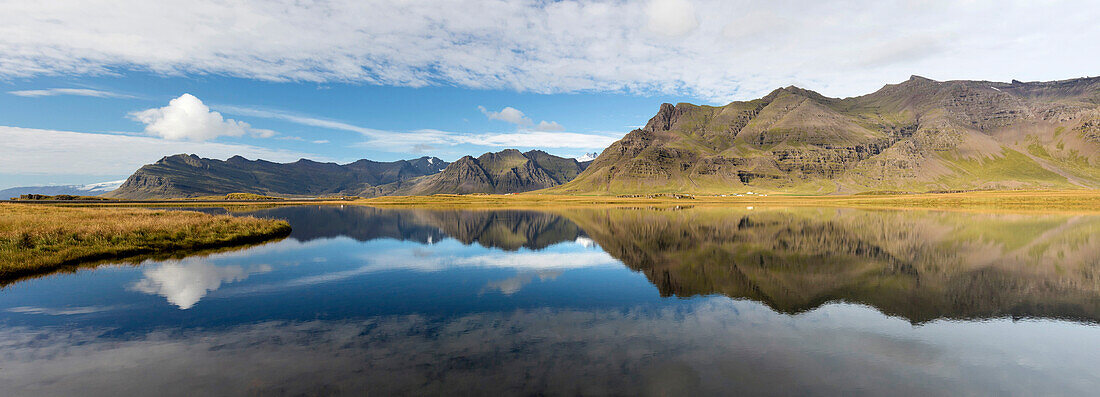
[552,76,1100,194]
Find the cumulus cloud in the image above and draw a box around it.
[535,121,564,132]
[131,94,275,141]
[3,1,1094,102]
[8,88,133,98]
[479,106,566,132]
[0,126,317,179]
[479,106,530,126]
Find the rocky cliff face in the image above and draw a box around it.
[381,149,589,196]
[106,154,449,199]
[554,76,1100,194]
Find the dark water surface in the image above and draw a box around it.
[1,205,1098,395]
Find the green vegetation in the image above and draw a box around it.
[224,192,284,200]
[357,190,1100,212]
[12,194,114,201]
[936,149,1073,188]
[0,204,290,279]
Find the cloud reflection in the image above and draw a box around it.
[481,271,563,295]
[0,300,1097,396]
[129,258,273,309]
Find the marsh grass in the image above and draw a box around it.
[357,190,1100,213]
[0,204,291,279]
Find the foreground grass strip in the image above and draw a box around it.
[0,204,291,278]
[354,190,1100,213]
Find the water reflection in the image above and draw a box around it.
[560,207,1100,323]
[0,205,1098,395]
[2,300,1097,396]
[267,206,587,250]
[129,258,274,309]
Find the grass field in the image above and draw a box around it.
[0,204,291,280]
[25,189,1099,212]
[354,190,1100,213]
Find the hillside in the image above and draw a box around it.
[368,149,591,196]
[106,154,449,199]
[552,76,1100,194]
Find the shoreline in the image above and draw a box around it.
[0,205,292,283]
[4,189,1099,213]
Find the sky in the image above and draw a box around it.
[1,0,1097,188]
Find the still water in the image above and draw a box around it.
[1,205,1098,395]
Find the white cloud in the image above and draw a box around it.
[0,126,317,177]
[479,105,566,132]
[220,105,614,150]
[455,131,620,149]
[4,1,1094,102]
[535,121,564,132]
[8,88,133,98]
[131,94,275,141]
[479,106,530,126]
[645,0,699,37]
[217,105,392,137]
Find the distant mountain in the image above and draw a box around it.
[552,76,1100,194]
[369,149,590,196]
[0,180,124,200]
[105,154,449,199]
[576,152,598,162]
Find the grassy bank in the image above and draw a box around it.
[355,190,1100,213]
[0,204,291,279]
[14,189,1100,213]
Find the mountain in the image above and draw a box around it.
[1,180,125,200]
[368,149,590,196]
[105,154,449,199]
[576,152,598,162]
[553,76,1100,194]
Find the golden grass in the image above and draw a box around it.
[0,204,291,279]
[352,190,1100,213]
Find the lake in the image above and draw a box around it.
[1,205,1098,395]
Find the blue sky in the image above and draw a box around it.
[0,71,683,187]
[1,0,1097,188]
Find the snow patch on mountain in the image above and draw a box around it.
[576,152,598,162]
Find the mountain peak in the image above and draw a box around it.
[644,103,682,132]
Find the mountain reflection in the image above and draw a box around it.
[243,205,1100,324]
[558,207,1100,324]
[248,206,586,250]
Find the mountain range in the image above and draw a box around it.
[554,75,1100,194]
[58,75,1100,198]
[368,149,591,196]
[105,154,449,199]
[106,150,591,199]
